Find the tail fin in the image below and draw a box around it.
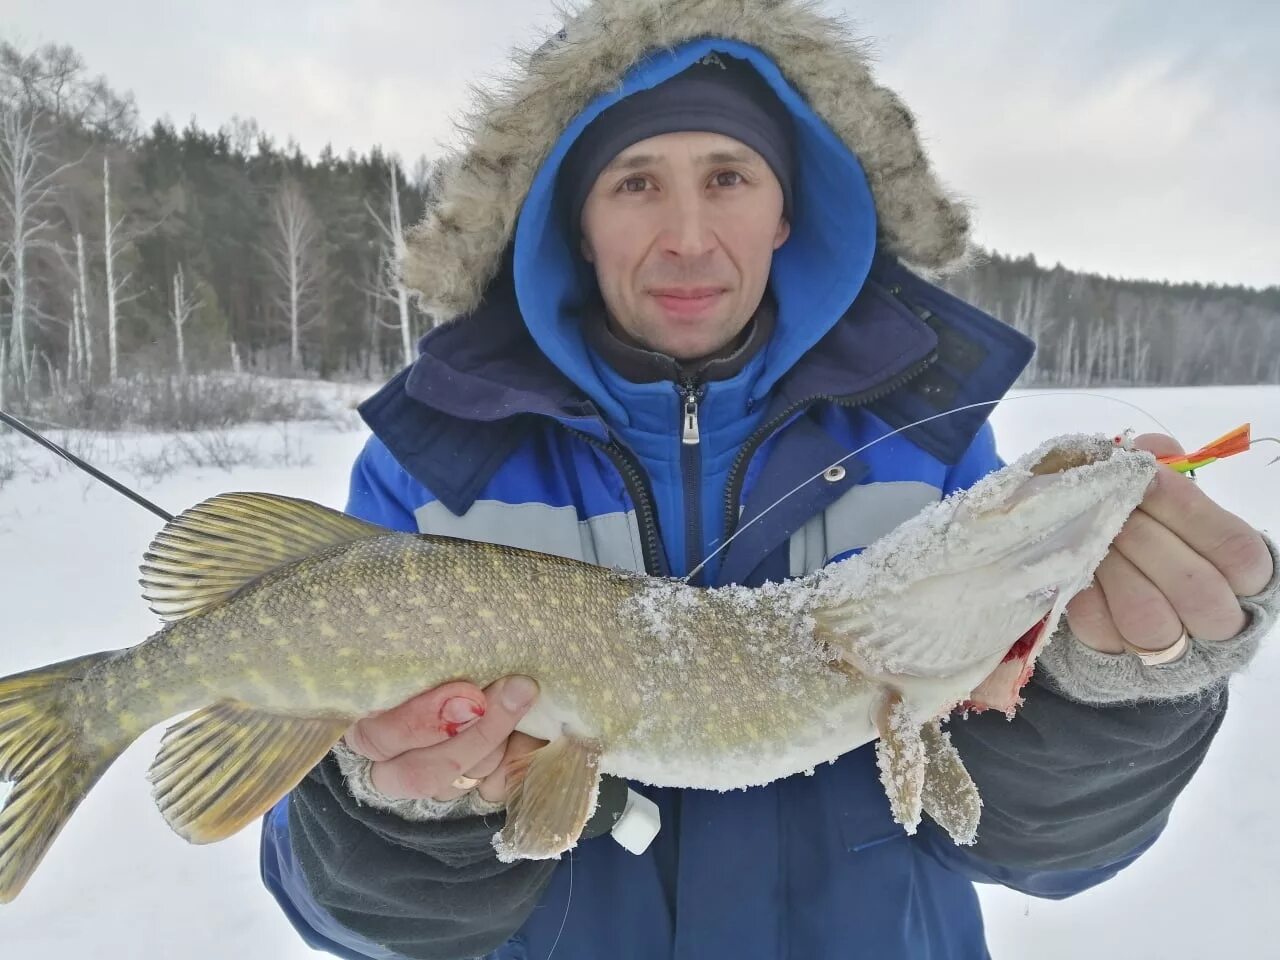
[0,650,132,904]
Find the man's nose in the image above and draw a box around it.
[659,195,718,260]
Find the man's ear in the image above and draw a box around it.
[774,216,791,250]
[580,233,596,264]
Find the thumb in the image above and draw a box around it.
[1130,432,1184,458]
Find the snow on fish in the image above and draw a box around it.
[0,432,1156,902]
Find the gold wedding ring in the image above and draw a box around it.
[451,775,481,791]
[1121,627,1190,666]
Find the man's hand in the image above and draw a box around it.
[1067,434,1275,655]
[344,675,545,804]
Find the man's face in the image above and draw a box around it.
[579,131,791,363]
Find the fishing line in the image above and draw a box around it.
[5,394,1272,583]
[0,409,174,521]
[684,390,1225,583]
[544,848,574,960]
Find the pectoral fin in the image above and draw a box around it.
[874,691,926,834]
[920,719,982,846]
[148,700,351,843]
[494,733,603,862]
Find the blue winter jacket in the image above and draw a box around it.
[261,35,1225,960]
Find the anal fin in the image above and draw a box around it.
[148,700,351,843]
[494,734,603,862]
[874,691,926,835]
[920,719,982,846]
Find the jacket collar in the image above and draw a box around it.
[583,292,777,386]
[359,256,1033,516]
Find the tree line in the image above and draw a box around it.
[0,39,431,411]
[1,38,1276,416]
[944,254,1279,387]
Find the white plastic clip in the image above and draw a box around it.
[611,788,661,855]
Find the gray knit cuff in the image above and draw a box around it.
[330,739,507,822]
[1037,533,1279,706]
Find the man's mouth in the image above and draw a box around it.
[650,288,724,317]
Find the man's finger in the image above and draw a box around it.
[423,675,539,776]
[368,676,539,801]
[1066,581,1127,654]
[345,681,488,762]
[1094,548,1184,652]
[464,742,509,783]
[478,733,547,804]
[1113,510,1246,642]
[1130,432,1184,459]
[370,744,476,801]
[1137,468,1273,597]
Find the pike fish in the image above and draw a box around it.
[0,433,1157,903]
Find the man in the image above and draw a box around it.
[260,2,1278,958]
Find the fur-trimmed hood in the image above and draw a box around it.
[405,0,972,322]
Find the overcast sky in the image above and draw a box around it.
[4,0,1277,288]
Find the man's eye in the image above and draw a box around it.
[713,171,744,188]
[620,177,650,193]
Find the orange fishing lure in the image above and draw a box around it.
[1113,424,1280,474]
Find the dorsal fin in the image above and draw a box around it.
[139,493,386,622]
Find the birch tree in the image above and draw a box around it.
[74,231,92,382]
[0,301,8,407]
[43,230,94,386]
[99,155,157,381]
[266,179,322,371]
[364,162,419,367]
[0,41,137,139]
[102,155,126,380]
[1010,274,1055,384]
[0,107,78,394]
[170,264,202,376]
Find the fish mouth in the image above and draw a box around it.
[955,445,1152,572]
[814,436,1155,689]
[951,489,1116,587]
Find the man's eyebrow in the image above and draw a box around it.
[606,153,660,171]
[604,148,760,171]
[699,149,757,165]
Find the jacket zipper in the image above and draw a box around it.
[569,284,937,579]
[567,428,668,577]
[678,380,707,582]
[719,351,939,548]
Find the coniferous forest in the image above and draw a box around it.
[1,39,1276,421]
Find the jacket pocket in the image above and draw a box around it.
[834,747,904,853]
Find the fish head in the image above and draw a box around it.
[814,434,1158,714]
[947,435,1159,712]
[944,434,1158,586]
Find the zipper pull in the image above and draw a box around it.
[681,387,701,446]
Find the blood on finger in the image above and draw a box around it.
[440,702,486,738]
[437,695,486,736]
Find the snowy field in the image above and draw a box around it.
[0,383,1276,959]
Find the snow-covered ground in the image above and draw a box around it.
[0,383,1276,959]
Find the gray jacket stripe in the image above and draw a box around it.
[789,481,942,577]
[414,500,647,573]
